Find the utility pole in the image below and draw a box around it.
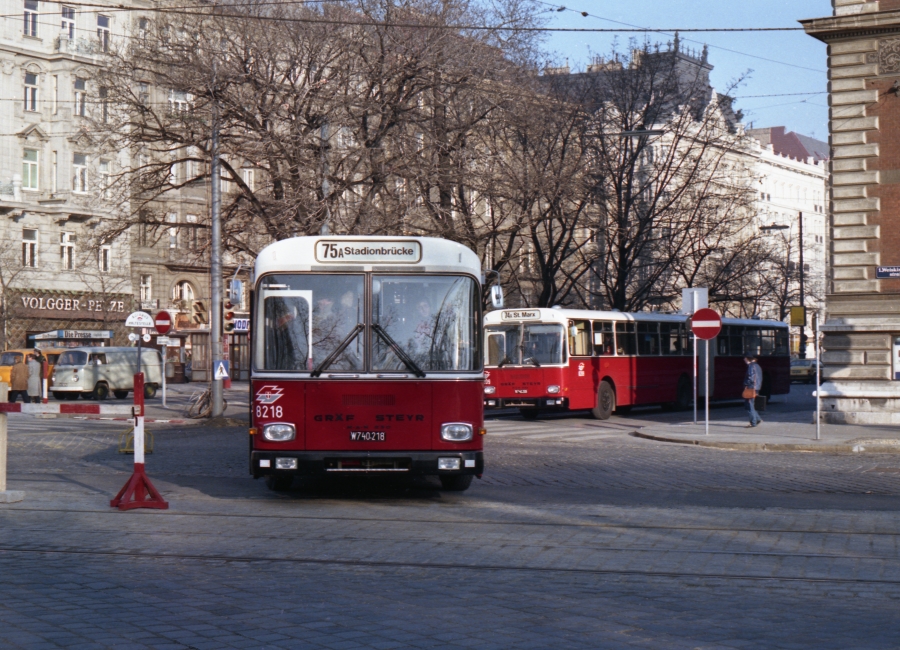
[798,211,807,359]
[210,61,224,418]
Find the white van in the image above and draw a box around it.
[51,347,163,400]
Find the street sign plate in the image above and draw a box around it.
[690,308,722,340]
[125,311,154,328]
[155,310,172,335]
[213,359,229,380]
[142,333,151,342]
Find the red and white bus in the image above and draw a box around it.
[249,236,484,491]
[483,308,790,419]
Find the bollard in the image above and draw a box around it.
[0,407,24,504]
[109,372,168,511]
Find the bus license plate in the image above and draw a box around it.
[350,432,385,442]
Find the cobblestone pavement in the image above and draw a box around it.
[2,385,900,649]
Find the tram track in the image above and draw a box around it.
[1,545,897,586]
[4,506,900,536]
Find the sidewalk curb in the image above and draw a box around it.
[630,431,900,454]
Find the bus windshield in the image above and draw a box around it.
[372,275,479,372]
[485,323,565,367]
[260,274,365,371]
[257,273,479,373]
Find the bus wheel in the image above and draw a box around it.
[675,375,692,411]
[440,475,473,491]
[592,381,615,420]
[266,475,293,492]
[520,409,540,420]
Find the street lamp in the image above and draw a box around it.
[760,216,807,358]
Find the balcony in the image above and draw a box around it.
[55,35,100,56]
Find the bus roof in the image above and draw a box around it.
[255,236,482,279]
[484,307,788,330]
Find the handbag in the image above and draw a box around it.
[742,387,756,400]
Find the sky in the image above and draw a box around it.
[539,0,831,141]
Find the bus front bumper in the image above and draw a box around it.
[484,397,568,410]
[251,450,484,479]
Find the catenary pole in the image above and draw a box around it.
[693,334,698,424]
[815,314,821,441]
[210,60,224,418]
[705,339,709,436]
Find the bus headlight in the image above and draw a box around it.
[441,423,473,442]
[484,385,496,395]
[263,423,296,441]
[547,385,560,394]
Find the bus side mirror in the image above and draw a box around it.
[490,285,504,309]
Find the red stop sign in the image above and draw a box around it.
[690,308,722,340]
[155,310,172,335]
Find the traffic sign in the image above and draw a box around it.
[690,308,722,340]
[125,311,154,328]
[155,310,172,335]
[128,333,139,342]
[142,333,151,342]
[213,359,229,380]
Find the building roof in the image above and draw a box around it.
[746,126,829,163]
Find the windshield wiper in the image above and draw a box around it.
[310,323,365,378]
[523,356,541,367]
[497,356,514,368]
[372,324,426,378]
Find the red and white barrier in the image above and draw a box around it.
[0,403,135,415]
[110,373,168,511]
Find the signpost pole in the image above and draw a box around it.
[693,335,698,425]
[705,339,710,436]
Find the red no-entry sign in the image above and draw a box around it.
[690,308,722,340]
[154,310,172,335]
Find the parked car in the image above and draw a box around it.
[51,347,163,400]
[0,348,67,385]
[790,358,820,384]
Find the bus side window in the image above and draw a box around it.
[760,328,775,356]
[718,326,730,355]
[615,322,636,356]
[660,323,678,354]
[569,320,591,357]
[744,327,762,357]
[637,322,659,355]
[487,333,505,366]
[730,326,744,356]
[775,329,789,355]
[680,325,694,356]
[592,321,614,356]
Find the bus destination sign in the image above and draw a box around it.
[500,310,540,321]
[316,240,422,264]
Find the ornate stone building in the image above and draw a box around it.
[803,0,900,423]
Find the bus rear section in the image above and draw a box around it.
[250,236,484,491]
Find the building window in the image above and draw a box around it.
[74,78,86,117]
[61,6,75,39]
[166,212,178,248]
[51,74,58,114]
[241,167,255,191]
[22,149,38,190]
[98,245,111,272]
[140,274,152,301]
[98,86,108,122]
[172,280,194,302]
[22,229,38,267]
[98,160,110,198]
[138,17,149,39]
[24,73,38,112]
[138,82,149,105]
[73,153,87,192]
[60,232,76,270]
[24,0,38,37]
[51,150,58,192]
[167,89,190,113]
[97,15,110,52]
[185,214,199,249]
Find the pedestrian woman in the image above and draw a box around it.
[743,355,763,427]
[9,355,28,403]
[26,353,42,404]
